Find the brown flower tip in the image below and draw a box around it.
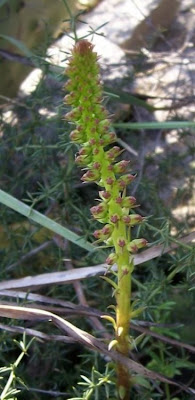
[74,40,94,55]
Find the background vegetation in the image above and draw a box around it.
[0,1,194,399]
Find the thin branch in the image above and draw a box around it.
[117,138,138,157]
[0,322,76,343]
[17,386,70,397]
[53,235,110,338]
[6,241,53,271]
[0,48,34,66]
[131,323,195,354]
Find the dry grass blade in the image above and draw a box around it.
[1,293,194,353]
[0,289,77,308]
[0,290,108,318]
[0,233,194,291]
[0,305,99,349]
[1,296,194,355]
[0,304,194,395]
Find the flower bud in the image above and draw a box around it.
[99,132,117,147]
[75,155,89,166]
[117,174,136,189]
[122,196,137,208]
[114,160,130,174]
[64,92,75,105]
[65,106,82,121]
[121,265,130,275]
[94,224,113,241]
[89,138,96,146]
[110,214,120,224]
[92,161,101,170]
[106,146,122,162]
[106,177,115,186]
[78,146,91,157]
[75,148,92,165]
[99,106,109,118]
[93,147,100,155]
[117,237,126,248]
[93,230,101,239]
[70,129,84,143]
[65,64,77,76]
[99,119,110,131]
[64,79,72,91]
[106,252,117,265]
[99,191,111,201]
[127,238,148,253]
[90,202,108,221]
[73,39,94,55]
[102,224,113,235]
[115,196,123,204]
[122,214,143,226]
[81,169,100,182]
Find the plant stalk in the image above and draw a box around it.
[64,39,147,400]
[113,223,132,399]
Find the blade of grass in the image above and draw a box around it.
[0,189,94,252]
[0,34,36,59]
[104,86,155,111]
[113,121,195,130]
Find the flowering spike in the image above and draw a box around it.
[64,39,148,399]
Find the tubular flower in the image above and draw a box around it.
[65,39,147,400]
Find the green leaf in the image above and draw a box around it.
[132,375,151,389]
[101,276,118,290]
[80,375,92,384]
[113,121,195,130]
[0,189,94,252]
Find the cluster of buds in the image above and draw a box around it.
[65,39,147,265]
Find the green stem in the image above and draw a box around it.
[116,262,132,400]
[165,382,171,400]
[159,344,170,400]
[113,223,132,399]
